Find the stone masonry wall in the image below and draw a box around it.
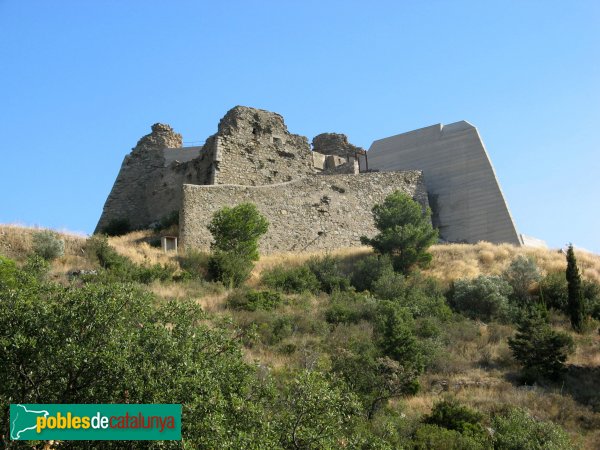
[95,124,211,232]
[207,106,315,186]
[180,171,428,254]
[312,132,365,158]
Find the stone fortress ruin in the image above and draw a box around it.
[96,106,530,254]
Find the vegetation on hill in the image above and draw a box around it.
[1,193,600,448]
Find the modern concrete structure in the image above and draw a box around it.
[367,121,522,245]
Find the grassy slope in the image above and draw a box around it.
[3,224,600,448]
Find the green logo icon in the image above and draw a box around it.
[10,404,181,441]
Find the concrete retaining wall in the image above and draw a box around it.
[367,122,522,245]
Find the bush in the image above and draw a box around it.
[32,230,64,260]
[23,254,50,279]
[508,310,575,382]
[227,288,284,311]
[350,254,394,292]
[540,272,568,311]
[425,399,484,435]
[451,275,513,322]
[307,255,351,293]
[360,190,438,274]
[503,255,541,303]
[85,235,175,284]
[412,424,488,450]
[0,275,276,447]
[261,265,320,293]
[325,291,377,324]
[101,218,131,236]
[492,408,574,449]
[372,271,451,321]
[585,280,600,321]
[179,248,210,279]
[207,251,253,288]
[274,370,361,449]
[0,256,20,289]
[375,301,425,374]
[208,203,268,261]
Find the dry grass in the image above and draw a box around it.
[424,241,600,285]
[107,230,179,267]
[0,224,86,261]
[249,246,372,285]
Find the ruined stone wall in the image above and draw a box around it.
[208,106,315,185]
[312,132,365,158]
[180,171,428,254]
[95,124,212,232]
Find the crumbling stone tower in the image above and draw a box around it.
[95,106,370,233]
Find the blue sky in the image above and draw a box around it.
[0,1,598,252]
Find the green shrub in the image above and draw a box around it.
[0,278,277,447]
[325,291,377,324]
[585,281,600,321]
[360,190,438,274]
[261,265,320,293]
[23,254,50,279]
[371,268,406,300]
[85,235,175,284]
[274,371,361,449]
[375,301,425,374]
[540,272,568,311]
[332,346,420,419]
[227,288,284,311]
[492,408,574,449]
[0,256,20,289]
[425,399,484,435]
[451,275,513,322]
[412,424,488,450]
[86,235,125,270]
[32,230,64,260]
[372,270,451,320]
[179,248,210,279]
[508,310,575,382]
[307,255,351,293]
[258,314,295,345]
[351,254,394,292]
[101,218,131,236]
[208,203,268,261]
[502,255,541,304]
[207,251,253,288]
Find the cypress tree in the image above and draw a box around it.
[565,244,584,332]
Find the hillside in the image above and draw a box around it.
[2,224,600,449]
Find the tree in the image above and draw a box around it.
[208,203,268,261]
[451,276,513,322]
[565,244,585,332]
[274,371,361,449]
[492,408,573,450]
[32,230,64,261]
[508,310,574,382]
[207,203,268,286]
[0,262,275,449]
[361,191,438,274]
[502,255,541,304]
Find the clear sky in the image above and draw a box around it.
[1,1,598,252]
